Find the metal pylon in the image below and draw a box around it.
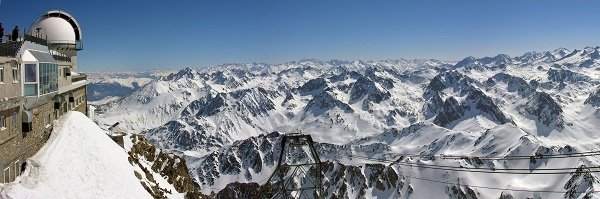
[262,133,323,199]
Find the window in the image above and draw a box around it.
[39,63,58,95]
[0,67,4,83]
[24,64,36,82]
[12,113,17,129]
[24,64,37,96]
[12,67,18,83]
[3,167,9,183]
[1,116,5,131]
[64,67,71,77]
[14,160,20,178]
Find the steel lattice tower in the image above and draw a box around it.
[262,133,323,199]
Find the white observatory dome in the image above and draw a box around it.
[29,10,82,45]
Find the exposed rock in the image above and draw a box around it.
[522,92,564,128]
[299,77,327,95]
[434,97,464,127]
[304,91,354,116]
[349,76,391,104]
[128,134,206,199]
[584,86,600,107]
[488,73,535,97]
[547,69,591,83]
[564,165,599,199]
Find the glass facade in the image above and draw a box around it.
[38,63,58,95]
[23,63,58,96]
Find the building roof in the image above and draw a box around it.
[22,50,56,63]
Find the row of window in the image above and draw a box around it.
[2,160,21,183]
[0,113,18,132]
[75,96,85,107]
[0,64,19,84]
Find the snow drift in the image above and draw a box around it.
[0,112,151,199]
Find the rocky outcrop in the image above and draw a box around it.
[304,91,354,116]
[547,69,591,83]
[522,92,564,128]
[433,89,511,127]
[127,134,206,199]
[349,76,391,104]
[487,73,535,97]
[299,77,327,95]
[584,86,600,107]
[564,165,599,199]
[464,89,512,124]
[214,161,403,198]
[434,97,464,127]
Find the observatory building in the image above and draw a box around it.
[0,10,88,183]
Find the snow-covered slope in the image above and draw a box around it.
[0,112,152,199]
[0,112,205,199]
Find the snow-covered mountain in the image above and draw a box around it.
[94,46,600,198]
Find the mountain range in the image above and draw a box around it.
[92,46,600,198]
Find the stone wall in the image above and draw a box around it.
[0,84,88,183]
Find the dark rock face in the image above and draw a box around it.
[127,134,206,199]
[425,71,474,93]
[424,71,475,119]
[523,92,564,128]
[195,94,227,117]
[214,161,403,198]
[304,91,354,116]
[424,92,444,118]
[488,73,535,97]
[299,78,327,95]
[447,185,478,199]
[432,89,511,127]
[182,88,275,118]
[364,67,395,89]
[434,97,464,127]
[547,69,591,83]
[163,67,198,81]
[194,132,282,187]
[563,165,599,199]
[585,86,600,107]
[215,182,262,199]
[464,89,512,125]
[349,77,391,104]
[454,56,479,70]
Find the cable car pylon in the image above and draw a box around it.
[261,132,323,199]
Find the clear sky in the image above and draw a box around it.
[1,0,600,71]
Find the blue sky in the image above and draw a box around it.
[1,1,600,71]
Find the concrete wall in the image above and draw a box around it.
[0,57,21,99]
[58,63,73,89]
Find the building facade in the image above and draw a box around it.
[0,10,88,183]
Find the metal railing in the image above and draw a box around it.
[24,33,48,46]
[71,74,87,82]
[48,40,83,51]
[52,55,71,62]
[0,41,22,57]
